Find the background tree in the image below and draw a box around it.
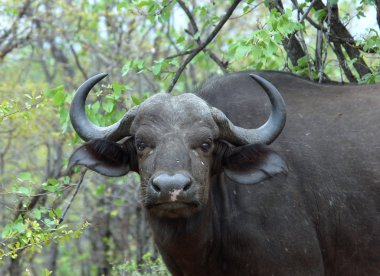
[0,0,379,275]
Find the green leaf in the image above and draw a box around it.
[102,100,114,113]
[13,219,25,234]
[15,187,31,196]
[48,178,58,186]
[45,85,64,98]
[55,208,62,218]
[33,209,42,220]
[136,0,152,8]
[235,45,250,59]
[314,9,327,22]
[133,59,145,71]
[115,199,124,206]
[152,63,162,76]
[122,61,132,76]
[131,96,141,105]
[18,172,32,182]
[60,107,69,133]
[176,35,185,44]
[95,183,106,196]
[63,176,70,185]
[112,82,124,99]
[49,210,55,218]
[193,31,201,40]
[297,56,308,67]
[2,223,13,238]
[52,90,67,106]
[44,269,53,276]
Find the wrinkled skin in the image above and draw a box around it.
[69,71,380,276]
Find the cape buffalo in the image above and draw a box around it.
[69,71,380,276]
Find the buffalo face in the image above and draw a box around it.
[131,93,219,218]
[68,74,288,219]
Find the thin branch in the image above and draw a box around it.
[166,0,241,93]
[176,0,228,73]
[57,170,87,226]
[70,45,88,80]
[230,1,264,20]
[208,52,228,73]
[299,0,318,23]
[291,0,326,31]
[177,0,198,34]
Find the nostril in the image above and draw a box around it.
[183,182,191,192]
[152,182,161,193]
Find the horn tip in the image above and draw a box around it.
[96,72,108,79]
[249,73,262,81]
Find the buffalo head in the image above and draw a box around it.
[68,73,287,218]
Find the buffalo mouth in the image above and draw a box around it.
[146,201,201,218]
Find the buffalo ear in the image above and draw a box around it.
[68,139,134,177]
[223,144,288,185]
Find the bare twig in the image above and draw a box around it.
[176,0,228,73]
[166,0,241,93]
[299,0,318,23]
[177,0,198,34]
[230,1,264,20]
[70,45,88,80]
[291,0,326,31]
[165,49,197,59]
[165,48,197,60]
[57,170,87,226]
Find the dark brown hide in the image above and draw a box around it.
[181,71,379,276]
[69,71,380,276]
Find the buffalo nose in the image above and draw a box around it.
[152,173,192,194]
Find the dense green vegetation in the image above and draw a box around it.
[0,0,379,274]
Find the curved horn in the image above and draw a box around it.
[211,74,286,145]
[70,73,138,141]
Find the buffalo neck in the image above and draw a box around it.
[147,198,216,255]
[146,175,226,273]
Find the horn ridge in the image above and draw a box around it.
[212,74,286,145]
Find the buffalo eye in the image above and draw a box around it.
[200,140,212,152]
[136,141,146,152]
